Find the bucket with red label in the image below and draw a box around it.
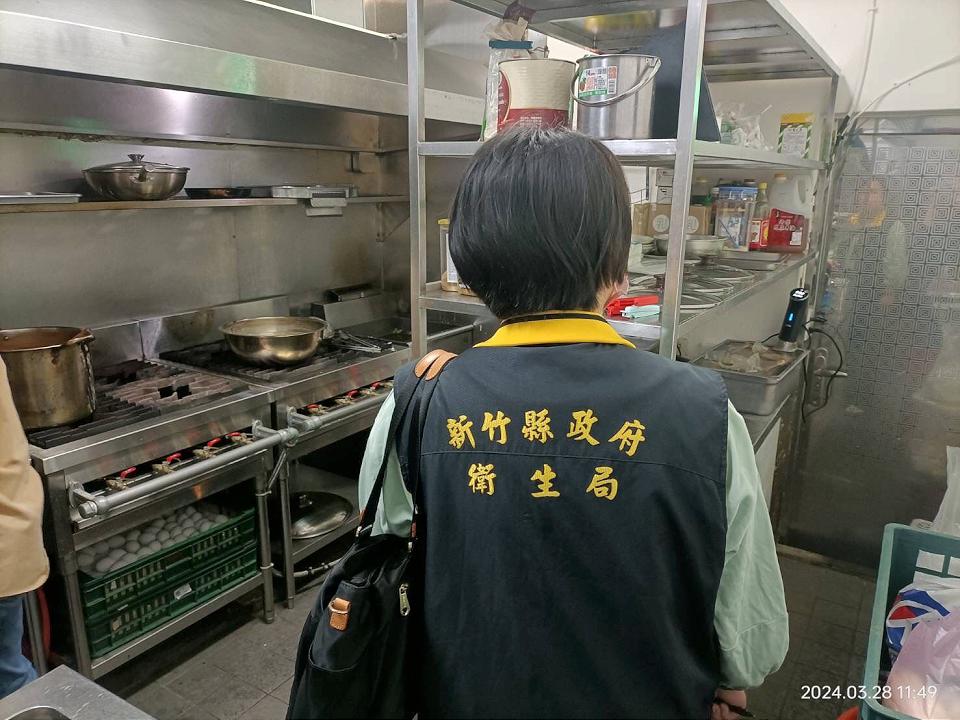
[497,59,575,133]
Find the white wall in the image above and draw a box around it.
[779,0,960,114]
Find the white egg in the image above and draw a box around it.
[125,529,141,541]
[124,540,140,553]
[213,514,228,523]
[140,532,156,544]
[135,548,152,558]
[182,527,197,538]
[109,547,126,560]
[95,558,115,573]
[107,535,125,549]
[161,538,175,548]
[148,541,162,552]
[198,520,212,532]
[78,550,94,566]
[93,541,111,555]
[156,529,170,542]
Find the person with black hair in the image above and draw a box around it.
[358,127,787,719]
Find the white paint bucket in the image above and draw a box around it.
[497,59,575,133]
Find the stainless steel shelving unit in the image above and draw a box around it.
[407,0,840,359]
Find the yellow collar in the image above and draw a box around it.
[475,312,635,349]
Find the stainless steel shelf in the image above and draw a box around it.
[0,198,299,214]
[418,254,815,344]
[89,574,264,679]
[419,140,824,170]
[0,196,409,214]
[420,284,493,316]
[448,0,840,81]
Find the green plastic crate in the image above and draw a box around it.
[79,507,255,616]
[861,523,960,720]
[87,542,258,659]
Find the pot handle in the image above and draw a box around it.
[572,58,661,107]
[66,328,95,345]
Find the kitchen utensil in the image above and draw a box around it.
[220,316,333,365]
[497,58,576,133]
[0,192,81,204]
[605,294,659,318]
[653,233,724,259]
[290,492,354,539]
[573,54,660,140]
[82,154,188,201]
[240,185,358,199]
[0,327,96,429]
[718,250,787,271]
[694,339,808,415]
[184,188,252,199]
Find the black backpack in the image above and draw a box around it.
[286,350,454,719]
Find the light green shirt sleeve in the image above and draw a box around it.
[715,401,789,688]
[358,393,789,689]
[358,392,413,537]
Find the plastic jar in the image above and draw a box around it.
[715,186,758,252]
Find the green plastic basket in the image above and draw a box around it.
[87,542,258,659]
[79,507,255,617]
[861,523,960,720]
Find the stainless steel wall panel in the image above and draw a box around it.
[0,69,382,151]
[0,1,485,123]
[234,206,379,300]
[0,209,240,328]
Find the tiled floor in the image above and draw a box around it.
[99,553,876,720]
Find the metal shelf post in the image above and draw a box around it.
[408,0,428,358]
[659,0,709,360]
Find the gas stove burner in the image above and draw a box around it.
[296,380,394,417]
[25,360,249,450]
[160,339,389,384]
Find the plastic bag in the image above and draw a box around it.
[886,574,960,661]
[715,101,772,150]
[932,446,960,536]
[885,612,960,719]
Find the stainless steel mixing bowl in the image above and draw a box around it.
[220,316,333,365]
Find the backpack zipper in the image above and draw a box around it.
[399,582,411,616]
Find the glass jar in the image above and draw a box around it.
[439,219,459,292]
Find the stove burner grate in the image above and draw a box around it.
[26,360,249,449]
[160,341,368,383]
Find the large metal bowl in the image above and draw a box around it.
[220,316,333,365]
[83,154,189,201]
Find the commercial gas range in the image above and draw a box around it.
[31,345,279,679]
[152,299,477,604]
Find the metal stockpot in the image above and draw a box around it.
[0,327,96,429]
[573,54,661,140]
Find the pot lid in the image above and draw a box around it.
[290,492,353,539]
[83,154,189,174]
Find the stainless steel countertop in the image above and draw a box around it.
[0,666,153,720]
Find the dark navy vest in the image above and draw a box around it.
[397,334,728,719]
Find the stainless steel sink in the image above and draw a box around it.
[5,708,71,720]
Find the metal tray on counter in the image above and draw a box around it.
[0,192,82,204]
[694,339,808,415]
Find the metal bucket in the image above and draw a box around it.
[573,54,661,140]
[497,58,575,133]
